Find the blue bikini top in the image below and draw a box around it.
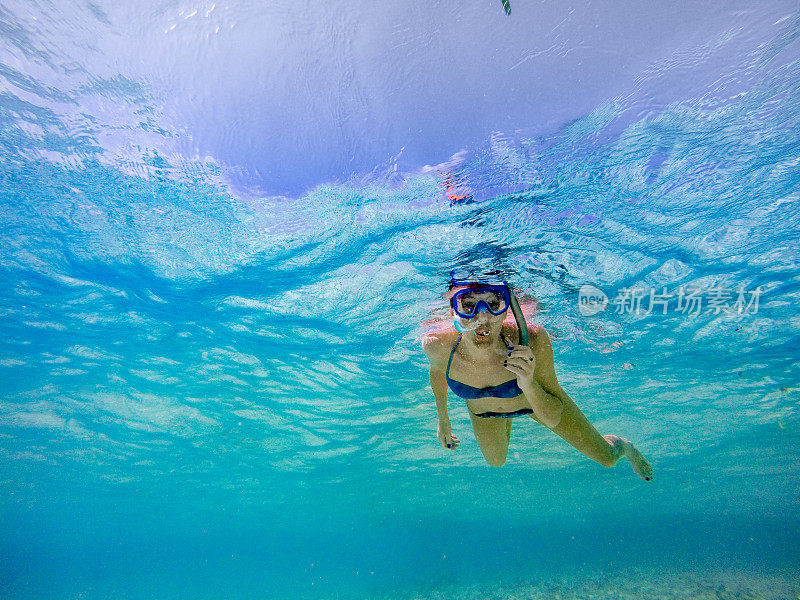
[445,333,524,400]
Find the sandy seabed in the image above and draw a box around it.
[369,568,799,600]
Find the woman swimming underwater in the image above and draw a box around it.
[422,275,653,480]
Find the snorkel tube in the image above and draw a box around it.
[506,283,529,346]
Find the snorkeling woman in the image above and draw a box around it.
[422,275,653,480]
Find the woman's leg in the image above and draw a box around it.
[547,397,653,480]
[468,412,513,467]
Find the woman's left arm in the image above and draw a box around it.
[505,328,566,429]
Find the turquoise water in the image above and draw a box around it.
[2,2,800,599]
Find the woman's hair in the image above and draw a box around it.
[447,268,507,291]
[447,280,491,292]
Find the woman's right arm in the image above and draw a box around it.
[423,335,460,449]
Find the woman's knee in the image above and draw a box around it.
[481,447,508,467]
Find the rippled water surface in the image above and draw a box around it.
[1,1,799,599]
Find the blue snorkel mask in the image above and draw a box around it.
[450,285,512,319]
[448,272,530,345]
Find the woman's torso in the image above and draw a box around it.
[444,325,534,415]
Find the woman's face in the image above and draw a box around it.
[450,287,508,345]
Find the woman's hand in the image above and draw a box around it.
[437,420,460,450]
[503,344,537,390]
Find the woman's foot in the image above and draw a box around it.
[604,435,653,481]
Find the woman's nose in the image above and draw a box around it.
[474,309,491,322]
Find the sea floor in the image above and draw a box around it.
[368,568,799,600]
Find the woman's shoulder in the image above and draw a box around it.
[421,329,459,365]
